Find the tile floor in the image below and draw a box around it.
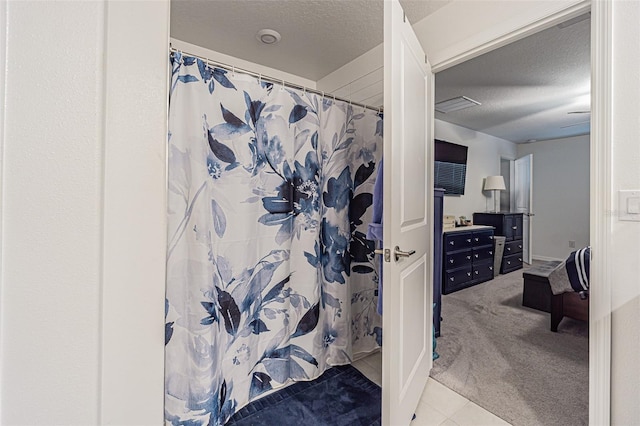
[353,351,511,426]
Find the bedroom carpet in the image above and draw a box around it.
[431,262,589,426]
[226,364,381,425]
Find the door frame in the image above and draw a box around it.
[514,154,533,264]
[428,2,610,425]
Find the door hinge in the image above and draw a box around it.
[403,12,406,23]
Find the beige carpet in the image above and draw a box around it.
[430,262,588,426]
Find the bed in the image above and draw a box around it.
[522,247,590,331]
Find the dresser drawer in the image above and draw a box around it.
[472,261,494,282]
[443,266,473,294]
[444,232,473,252]
[445,250,473,270]
[504,240,523,255]
[472,246,494,262]
[501,253,523,274]
[472,230,494,247]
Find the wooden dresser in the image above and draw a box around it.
[442,225,495,294]
[473,212,524,274]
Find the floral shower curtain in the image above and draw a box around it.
[165,53,383,425]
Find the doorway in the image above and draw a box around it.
[436,9,590,426]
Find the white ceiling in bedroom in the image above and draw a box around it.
[435,13,591,143]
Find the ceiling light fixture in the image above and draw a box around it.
[435,96,481,113]
[256,29,281,45]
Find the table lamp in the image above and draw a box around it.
[484,175,506,213]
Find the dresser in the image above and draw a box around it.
[433,189,444,336]
[442,225,495,294]
[473,212,524,274]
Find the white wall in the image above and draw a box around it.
[435,119,516,219]
[516,135,590,260]
[0,1,169,425]
[316,44,384,107]
[2,2,104,422]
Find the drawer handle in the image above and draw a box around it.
[467,272,472,277]
[512,226,517,230]
[466,255,471,260]
[449,259,454,264]
[518,258,522,262]
[474,254,479,258]
[518,245,522,249]
[450,277,455,282]
[475,270,479,275]
[449,241,454,245]
[489,266,493,270]
[507,247,511,252]
[489,251,493,255]
[489,236,493,240]
[507,261,511,265]
[466,238,472,243]
[474,238,479,242]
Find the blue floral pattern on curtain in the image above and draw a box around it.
[165,53,383,425]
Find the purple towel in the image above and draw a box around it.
[367,160,383,315]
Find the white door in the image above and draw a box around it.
[514,154,533,264]
[382,1,433,424]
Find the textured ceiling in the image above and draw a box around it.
[170,0,448,81]
[435,15,591,143]
[170,2,590,144]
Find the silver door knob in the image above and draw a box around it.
[394,246,416,261]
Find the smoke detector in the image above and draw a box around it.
[256,29,281,45]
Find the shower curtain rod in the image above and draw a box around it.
[169,46,383,113]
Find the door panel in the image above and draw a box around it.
[400,42,428,228]
[383,0,433,423]
[400,256,428,388]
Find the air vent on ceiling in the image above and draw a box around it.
[435,96,481,113]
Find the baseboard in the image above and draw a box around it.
[532,255,564,262]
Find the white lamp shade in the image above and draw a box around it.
[484,175,506,191]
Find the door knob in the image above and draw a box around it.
[394,246,416,261]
